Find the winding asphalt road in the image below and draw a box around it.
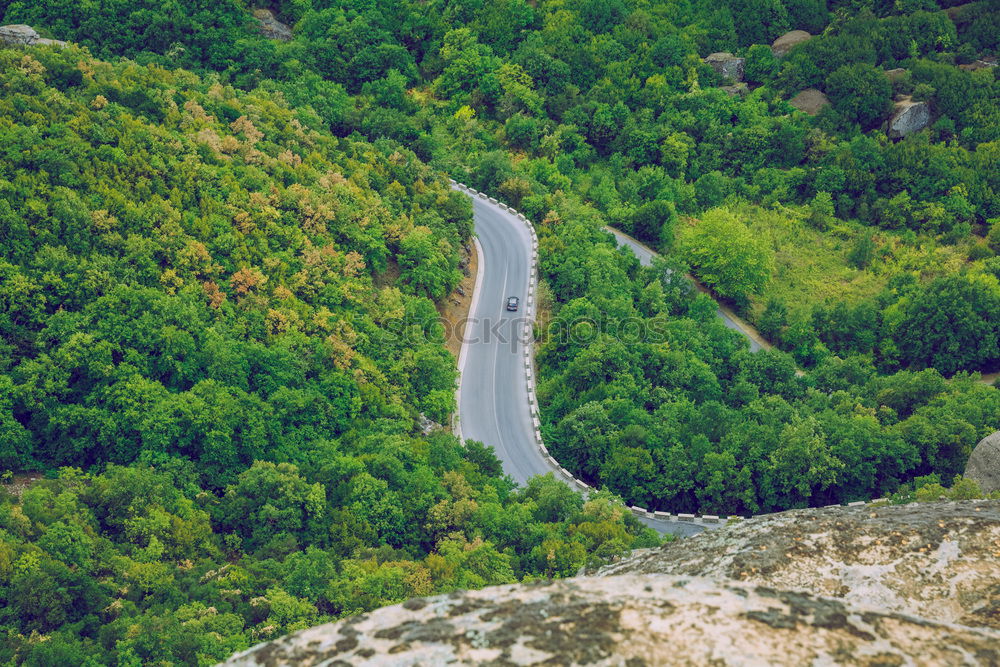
[455,190,703,537]
[606,227,765,352]
[457,195,545,485]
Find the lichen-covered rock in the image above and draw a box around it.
[0,24,66,47]
[887,97,932,138]
[966,431,1000,494]
[884,67,908,81]
[704,52,745,82]
[0,24,39,45]
[721,82,749,97]
[223,575,1000,666]
[595,500,1000,630]
[771,30,811,57]
[787,88,830,115]
[253,9,293,41]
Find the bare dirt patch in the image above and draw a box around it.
[438,242,478,359]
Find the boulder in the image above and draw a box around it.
[223,575,1000,666]
[720,82,749,97]
[253,9,293,42]
[787,88,830,115]
[704,52,745,82]
[771,30,811,57]
[0,24,66,47]
[595,500,1000,630]
[887,96,932,138]
[959,57,999,72]
[966,431,1000,494]
[0,24,39,46]
[884,67,908,81]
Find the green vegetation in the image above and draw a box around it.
[0,45,656,664]
[0,460,655,664]
[888,473,1000,504]
[532,196,997,516]
[676,202,999,372]
[0,45,469,476]
[1,0,999,661]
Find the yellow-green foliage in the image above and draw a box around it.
[0,45,470,477]
[676,202,975,322]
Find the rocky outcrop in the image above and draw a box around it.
[0,24,38,45]
[224,501,1000,665]
[960,57,999,72]
[787,88,830,115]
[595,500,1000,630]
[966,431,1000,494]
[771,30,811,57]
[0,24,66,47]
[884,67,908,82]
[887,96,932,138]
[721,82,749,98]
[223,575,1000,666]
[704,52,745,82]
[253,9,293,41]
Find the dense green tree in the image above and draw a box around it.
[895,274,1000,374]
[683,208,775,301]
[825,62,893,129]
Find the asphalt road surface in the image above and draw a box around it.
[456,190,704,537]
[606,227,763,352]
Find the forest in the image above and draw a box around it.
[0,0,998,663]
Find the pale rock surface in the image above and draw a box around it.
[966,431,1000,494]
[253,9,293,42]
[771,30,811,57]
[595,500,1000,630]
[884,67,908,82]
[787,88,830,115]
[721,82,749,97]
[704,52,745,82]
[0,24,36,45]
[0,24,66,47]
[887,96,932,138]
[223,575,1000,666]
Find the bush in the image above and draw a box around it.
[825,63,892,128]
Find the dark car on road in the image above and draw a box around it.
[506,296,519,311]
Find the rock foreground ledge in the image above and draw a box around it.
[595,500,1000,630]
[225,501,1000,665]
[224,575,1000,666]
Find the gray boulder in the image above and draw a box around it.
[787,88,830,115]
[704,52,745,82]
[966,431,1000,494]
[721,82,749,97]
[0,24,39,45]
[884,67,908,82]
[888,96,932,138]
[771,30,811,57]
[253,9,293,42]
[0,24,66,47]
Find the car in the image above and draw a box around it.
[506,296,519,311]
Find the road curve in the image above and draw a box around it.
[606,227,767,352]
[455,189,704,537]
